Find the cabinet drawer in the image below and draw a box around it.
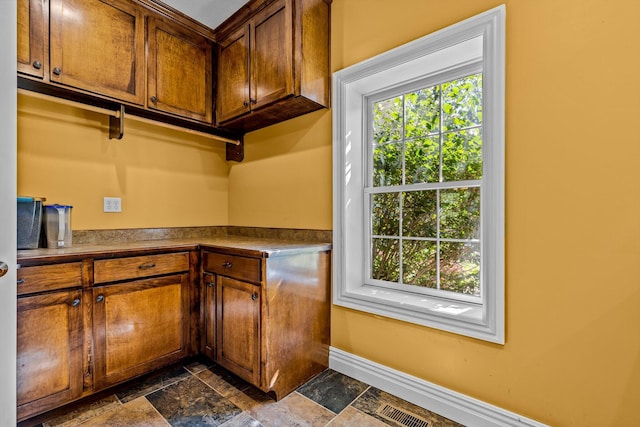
[94,252,189,284]
[203,252,261,283]
[17,263,83,296]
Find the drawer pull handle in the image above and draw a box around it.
[16,278,25,285]
[251,293,258,301]
[222,261,233,268]
[71,298,81,307]
[138,263,156,270]
[96,295,105,303]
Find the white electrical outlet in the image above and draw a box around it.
[103,197,122,213]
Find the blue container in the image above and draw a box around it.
[17,197,46,249]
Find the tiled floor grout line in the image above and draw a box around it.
[126,368,194,401]
[142,396,172,427]
[190,368,231,398]
[292,390,339,417]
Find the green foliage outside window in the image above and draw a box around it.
[370,74,483,296]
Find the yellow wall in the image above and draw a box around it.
[230,0,640,425]
[17,94,229,229]
[16,0,640,424]
[228,109,332,229]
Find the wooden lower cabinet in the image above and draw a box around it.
[17,289,83,421]
[16,242,330,421]
[216,275,261,385]
[202,248,330,399]
[92,273,190,390]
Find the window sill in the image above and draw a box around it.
[336,284,502,343]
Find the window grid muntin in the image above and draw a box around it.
[367,71,483,302]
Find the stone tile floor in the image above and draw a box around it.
[24,357,463,427]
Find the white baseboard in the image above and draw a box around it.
[329,347,548,427]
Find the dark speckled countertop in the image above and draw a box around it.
[17,227,332,263]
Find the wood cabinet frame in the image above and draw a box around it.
[214,0,330,132]
[48,0,146,104]
[147,14,213,123]
[92,273,191,390]
[17,242,330,421]
[201,248,330,400]
[17,0,46,79]
[17,289,84,421]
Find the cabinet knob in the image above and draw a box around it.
[53,67,61,76]
[250,98,257,105]
[71,298,81,307]
[222,261,232,268]
[32,60,42,70]
[207,282,214,287]
[96,295,105,303]
[150,96,157,103]
[243,101,249,107]
[251,293,258,301]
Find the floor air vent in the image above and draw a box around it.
[376,403,432,427]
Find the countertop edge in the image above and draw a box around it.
[17,237,332,264]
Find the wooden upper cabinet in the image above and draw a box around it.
[251,0,293,110]
[216,0,294,126]
[215,0,330,132]
[216,24,250,123]
[17,0,46,79]
[48,0,145,104]
[147,16,213,123]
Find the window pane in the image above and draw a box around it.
[372,193,399,236]
[402,240,437,288]
[405,137,439,184]
[442,74,482,131]
[373,96,403,143]
[440,187,480,239]
[442,128,482,182]
[373,142,402,186]
[405,87,439,138]
[440,242,480,296]
[372,238,399,282]
[402,190,437,237]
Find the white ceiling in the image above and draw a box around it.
[160,0,249,30]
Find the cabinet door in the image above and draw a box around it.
[250,0,293,109]
[202,273,216,360]
[17,0,45,79]
[148,16,213,123]
[93,274,189,390]
[216,276,261,385]
[216,24,250,124]
[17,290,83,421]
[49,0,145,104]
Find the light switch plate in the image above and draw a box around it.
[103,197,122,213]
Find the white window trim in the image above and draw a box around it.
[332,5,505,343]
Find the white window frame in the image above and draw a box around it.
[332,6,505,343]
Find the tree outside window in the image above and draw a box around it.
[368,73,483,298]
